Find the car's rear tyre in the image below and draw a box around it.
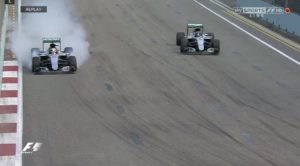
[32,57,40,72]
[64,47,73,54]
[176,32,185,46]
[68,56,77,72]
[213,39,220,55]
[31,48,40,57]
[180,38,188,53]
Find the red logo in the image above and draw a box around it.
[284,8,290,14]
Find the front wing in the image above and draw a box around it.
[181,47,219,55]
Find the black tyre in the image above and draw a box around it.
[31,48,40,57]
[32,57,40,72]
[68,56,77,72]
[180,38,188,53]
[176,32,185,46]
[213,39,220,55]
[206,32,215,40]
[64,47,73,54]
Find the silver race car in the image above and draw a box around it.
[31,38,77,74]
[176,24,220,55]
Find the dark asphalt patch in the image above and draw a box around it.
[116,105,125,114]
[130,132,142,145]
[105,82,113,91]
[252,64,264,71]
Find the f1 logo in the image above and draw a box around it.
[5,0,15,4]
[22,142,43,154]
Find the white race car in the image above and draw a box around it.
[31,38,77,74]
[176,24,220,55]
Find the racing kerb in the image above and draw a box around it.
[0,3,22,166]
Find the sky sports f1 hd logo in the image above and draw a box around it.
[22,142,43,154]
[234,7,291,15]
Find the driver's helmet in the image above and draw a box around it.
[194,28,202,37]
[50,43,56,48]
[194,28,201,32]
[50,48,57,54]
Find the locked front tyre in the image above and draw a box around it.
[68,56,77,72]
[32,57,40,73]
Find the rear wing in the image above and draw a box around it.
[187,24,204,34]
[42,37,61,43]
[42,37,61,50]
[187,24,203,28]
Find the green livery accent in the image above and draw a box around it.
[42,37,62,50]
[187,24,203,28]
[42,37,61,43]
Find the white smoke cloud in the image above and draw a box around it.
[9,0,90,69]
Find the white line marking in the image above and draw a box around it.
[0,156,16,166]
[192,0,300,65]
[0,114,17,123]
[1,84,18,91]
[209,0,231,10]
[0,133,17,144]
[0,98,18,105]
[18,0,22,35]
[16,62,23,166]
[2,71,17,78]
[214,0,231,9]
[3,61,18,66]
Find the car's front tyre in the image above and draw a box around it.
[176,32,185,46]
[68,56,77,72]
[32,57,40,72]
[64,47,74,54]
[180,38,188,53]
[213,39,220,55]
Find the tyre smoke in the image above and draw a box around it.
[9,0,90,69]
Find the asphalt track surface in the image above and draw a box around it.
[23,0,300,165]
